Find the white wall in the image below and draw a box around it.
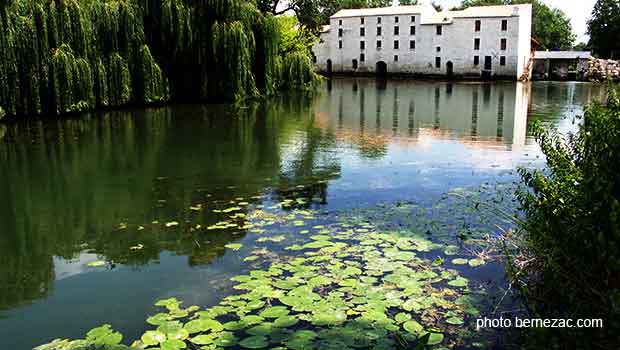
[313,7,531,79]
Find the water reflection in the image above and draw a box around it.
[315,79,532,151]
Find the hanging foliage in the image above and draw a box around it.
[0,0,319,119]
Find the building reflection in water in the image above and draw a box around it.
[315,78,531,150]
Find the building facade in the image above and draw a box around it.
[312,4,532,79]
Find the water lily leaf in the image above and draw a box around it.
[403,320,424,335]
[239,335,269,349]
[184,319,223,334]
[225,243,243,251]
[259,306,289,318]
[274,315,299,327]
[189,334,213,345]
[446,316,464,325]
[246,300,265,310]
[468,258,486,267]
[448,277,469,287]
[451,258,468,265]
[165,221,179,228]
[212,332,238,347]
[87,261,106,267]
[395,312,411,324]
[240,315,264,325]
[161,338,187,350]
[424,331,444,345]
[86,325,123,345]
[141,330,166,345]
[246,323,273,336]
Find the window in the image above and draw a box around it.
[436,46,441,52]
[409,40,416,49]
[501,20,508,31]
[377,17,381,24]
[411,16,415,22]
[352,59,358,69]
[360,41,365,50]
[474,38,480,50]
[339,40,342,49]
[376,40,382,49]
[395,16,399,23]
[474,56,479,65]
[361,17,365,24]
[377,27,382,36]
[338,28,343,37]
[312,54,317,63]
[360,53,365,62]
[410,26,416,35]
[394,55,398,62]
[435,57,441,68]
[436,25,442,35]
[394,26,399,35]
[339,20,342,25]
[501,38,507,50]
[475,20,481,32]
[500,56,506,66]
[394,40,399,49]
[360,27,365,36]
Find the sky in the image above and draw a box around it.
[428,0,596,43]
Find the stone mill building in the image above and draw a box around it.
[312,4,532,80]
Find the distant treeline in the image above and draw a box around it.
[0,0,319,118]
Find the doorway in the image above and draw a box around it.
[376,61,387,77]
[326,59,332,75]
[446,61,454,78]
[482,56,492,79]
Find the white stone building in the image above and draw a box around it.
[312,4,532,79]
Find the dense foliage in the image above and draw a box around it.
[0,0,319,118]
[588,0,620,59]
[454,0,575,50]
[516,86,620,348]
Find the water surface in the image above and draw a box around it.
[0,79,606,349]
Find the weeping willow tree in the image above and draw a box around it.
[0,0,320,119]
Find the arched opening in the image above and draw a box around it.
[446,61,454,78]
[376,61,387,77]
[326,59,332,75]
[352,59,358,70]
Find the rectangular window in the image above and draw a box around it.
[474,38,480,50]
[377,40,382,49]
[395,16,399,23]
[360,27,365,36]
[394,40,399,49]
[377,27,382,36]
[474,56,479,65]
[436,46,441,52]
[339,20,342,25]
[409,40,415,49]
[377,17,382,24]
[501,38,507,50]
[411,16,415,22]
[501,20,508,31]
[361,17,365,24]
[436,25,442,35]
[338,28,343,37]
[360,53,365,62]
[500,56,506,66]
[435,57,441,68]
[410,26,416,35]
[394,55,399,62]
[360,41,365,50]
[394,26,399,35]
[339,40,342,49]
[475,20,481,32]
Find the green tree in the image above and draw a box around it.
[454,0,575,50]
[588,0,620,59]
[398,0,418,5]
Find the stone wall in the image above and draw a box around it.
[587,58,620,81]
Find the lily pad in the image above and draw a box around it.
[259,306,289,318]
[225,243,243,251]
[141,330,166,346]
[239,335,269,349]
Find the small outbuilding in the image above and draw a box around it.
[532,51,592,81]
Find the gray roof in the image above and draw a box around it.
[331,4,530,21]
[534,51,592,60]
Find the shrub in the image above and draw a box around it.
[516,84,620,347]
